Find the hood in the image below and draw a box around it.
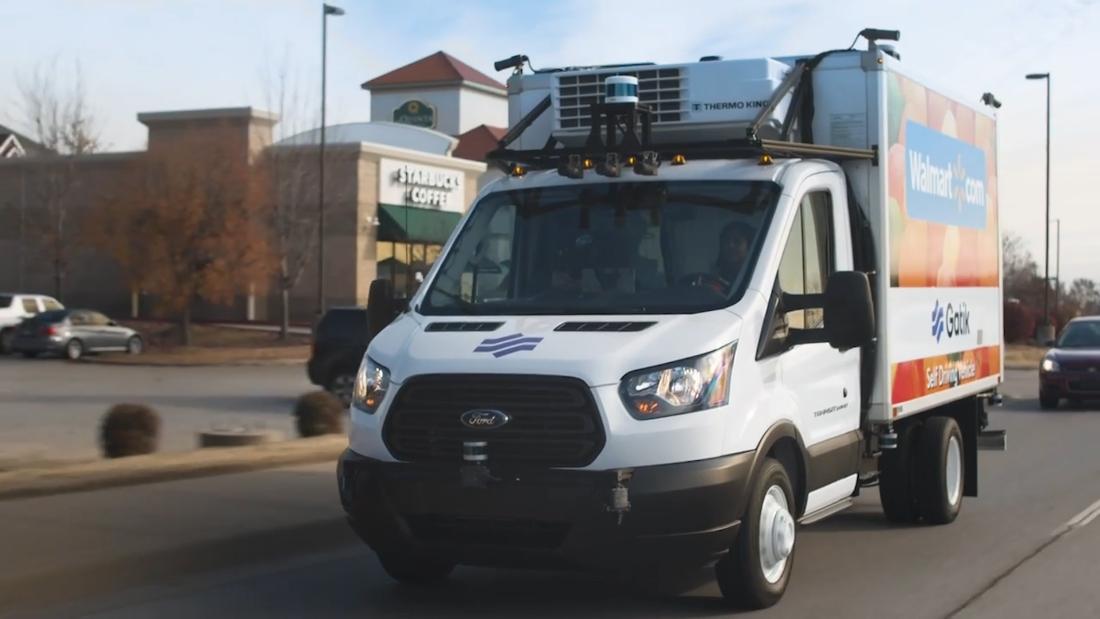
[368,309,744,387]
[1049,347,1100,366]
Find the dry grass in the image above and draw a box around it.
[1005,344,1047,369]
[0,435,345,500]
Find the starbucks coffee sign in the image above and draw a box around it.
[393,100,436,129]
[379,158,464,212]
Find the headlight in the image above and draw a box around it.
[352,357,390,413]
[619,344,735,420]
[1041,357,1060,373]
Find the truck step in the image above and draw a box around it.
[800,498,853,525]
[978,429,1007,451]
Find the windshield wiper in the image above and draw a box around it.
[425,287,477,315]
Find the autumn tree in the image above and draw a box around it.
[17,60,101,300]
[89,135,272,344]
[256,53,320,340]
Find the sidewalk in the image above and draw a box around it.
[0,462,354,615]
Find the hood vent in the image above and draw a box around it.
[425,322,503,332]
[554,321,656,332]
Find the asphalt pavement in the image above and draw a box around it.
[0,357,312,463]
[3,369,1100,618]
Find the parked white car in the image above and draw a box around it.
[0,293,64,353]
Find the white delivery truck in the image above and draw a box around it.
[338,29,1005,608]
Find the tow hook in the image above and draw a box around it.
[607,470,633,525]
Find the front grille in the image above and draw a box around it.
[383,374,605,468]
[404,515,570,549]
[555,68,684,129]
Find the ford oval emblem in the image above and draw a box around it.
[460,409,510,430]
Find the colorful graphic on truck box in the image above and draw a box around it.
[886,71,1001,407]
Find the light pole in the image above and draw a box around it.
[1053,218,1061,326]
[1026,72,1051,337]
[318,2,345,317]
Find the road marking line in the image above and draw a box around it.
[1060,497,1100,534]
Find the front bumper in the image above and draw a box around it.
[1041,371,1100,397]
[338,448,752,570]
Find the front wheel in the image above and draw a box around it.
[377,551,454,585]
[127,336,143,355]
[715,457,796,609]
[0,328,13,354]
[1039,390,1060,410]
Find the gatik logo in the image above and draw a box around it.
[932,300,971,343]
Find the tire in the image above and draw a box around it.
[377,552,454,585]
[0,328,13,354]
[1039,390,1060,410]
[879,423,921,524]
[915,416,964,525]
[65,339,84,361]
[127,336,143,355]
[715,457,797,610]
[328,371,356,407]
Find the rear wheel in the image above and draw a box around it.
[879,423,920,523]
[328,371,356,407]
[715,457,796,609]
[1039,390,1060,410]
[65,339,84,361]
[0,328,13,354]
[916,416,964,524]
[377,552,454,585]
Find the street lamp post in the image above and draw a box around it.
[1026,72,1051,339]
[318,3,345,317]
[1053,217,1061,326]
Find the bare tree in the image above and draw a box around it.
[87,135,273,345]
[256,52,321,339]
[17,60,101,300]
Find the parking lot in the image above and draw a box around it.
[0,356,312,464]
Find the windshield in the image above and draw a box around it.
[420,181,779,315]
[1057,321,1100,348]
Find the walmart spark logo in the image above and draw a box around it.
[474,333,543,358]
[932,301,946,343]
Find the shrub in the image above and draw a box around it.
[1004,301,1036,343]
[100,404,161,458]
[294,391,345,437]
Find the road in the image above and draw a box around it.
[0,357,312,463]
[3,369,1100,618]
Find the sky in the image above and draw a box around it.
[1,0,1097,283]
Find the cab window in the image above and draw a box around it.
[768,190,834,346]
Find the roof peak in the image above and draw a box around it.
[363,51,505,92]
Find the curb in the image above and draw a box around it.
[0,435,346,501]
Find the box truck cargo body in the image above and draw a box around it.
[338,31,1004,609]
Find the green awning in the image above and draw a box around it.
[378,204,462,245]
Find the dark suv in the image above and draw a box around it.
[308,307,370,405]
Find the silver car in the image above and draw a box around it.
[10,309,143,360]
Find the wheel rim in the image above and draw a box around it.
[759,484,795,584]
[331,374,354,406]
[946,434,962,507]
[67,341,81,359]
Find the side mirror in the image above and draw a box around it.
[823,271,875,351]
[366,279,398,341]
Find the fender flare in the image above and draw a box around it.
[747,420,811,517]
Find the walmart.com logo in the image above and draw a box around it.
[932,301,946,343]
